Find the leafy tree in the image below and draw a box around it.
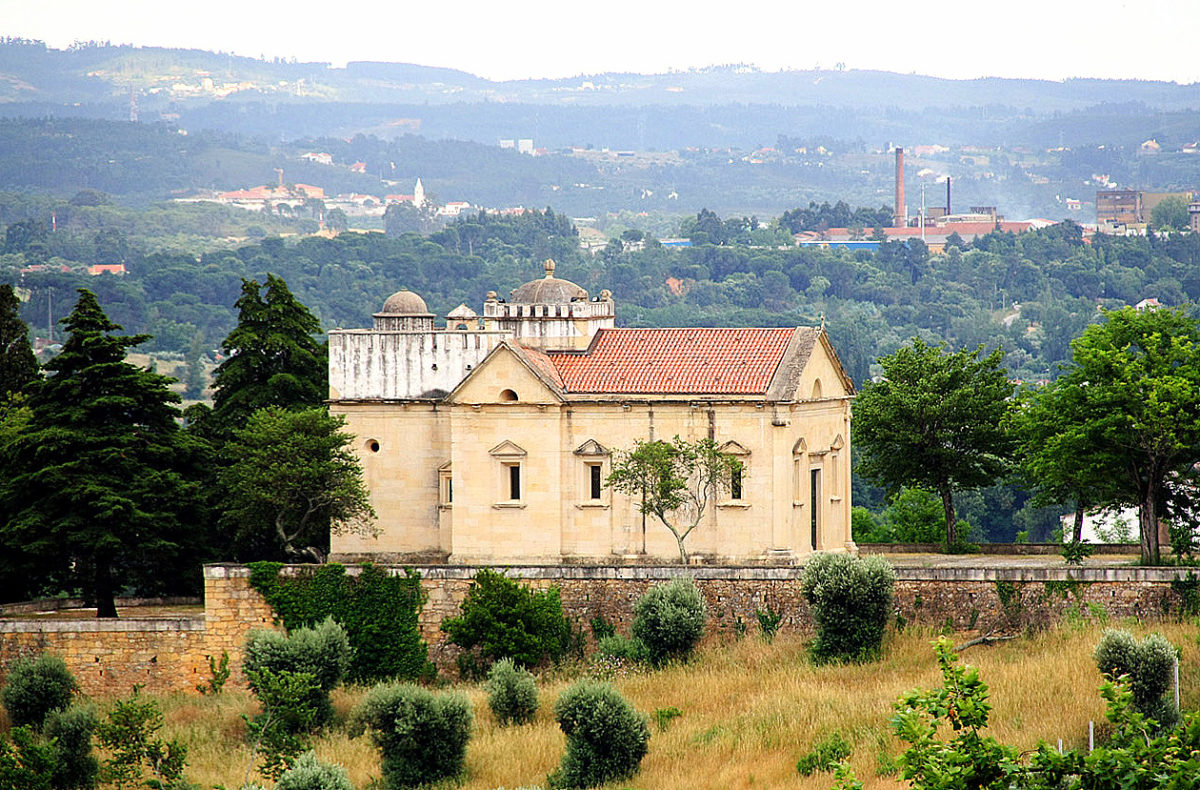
[607,436,743,563]
[1149,196,1190,231]
[1009,379,1118,543]
[852,339,1014,547]
[219,407,376,562]
[1046,307,1200,564]
[95,689,188,790]
[0,283,38,398]
[0,290,206,616]
[209,275,326,438]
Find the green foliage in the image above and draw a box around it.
[548,680,650,789]
[44,705,99,790]
[247,562,431,684]
[242,668,323,781]
[851,506,886,542]
[588,615,615,641]
[631,577,707,667]
[1093,629,1179,728]
[796,731,853,776]
[485,658,539,726]
[440,569,572,678]
[1060,540,1093,566]
[853,338,1014,547]
[652,706,683,732]
[884,488,947,543]
[220,407,376,563]
[0,289,208,615]
[891,637,1023,789]
[1041,307,1200,564]
[2,653,78,730]
[1150,195,1191,231]
[0,726,55,790]
[352,683,473,789]
[242,618,351,727]
[95,688,188,790]
[595,634,650,665]
[274,751,353,790]
[0,282,38,398]
[607,436,743,564]
[800,553,896,664]
[209,275,326,436]
[1170,571,1200,617]
[755,606,783,643]
[195,651,230,696]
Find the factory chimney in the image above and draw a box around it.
[946,176,952,215]
[894,147,906,228]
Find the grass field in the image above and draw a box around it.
[135,618,1200,790]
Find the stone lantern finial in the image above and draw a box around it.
[544,258,555,278]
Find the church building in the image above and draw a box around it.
[328,261,856,565]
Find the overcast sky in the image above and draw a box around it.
[2,0,1196,84]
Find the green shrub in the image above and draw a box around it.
[1094,629,1179,728]
[45,705,98,790]
[800,553,896,664]
[95,688,188,790]
[275,751,353,790]
[595,634,650,664]
[247,563,432,684]
[630,577,706,667]
[796,731,853,775]
[440,569,572,678]
[486,658,538,726]
[2,653,78,729]
[548,680,650,789]
[756,606,783,643]
[1061,540,1093,566]
[0,726,55,789]
[353,683,473,789]
[244,668,325,780]
[243,618,350,728]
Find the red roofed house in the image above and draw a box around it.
[328,260,855,565]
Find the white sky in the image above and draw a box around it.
[2,0,1197,84]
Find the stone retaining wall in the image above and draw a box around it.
[0,563,1195,694]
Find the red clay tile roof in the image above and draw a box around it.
[546,328,799,394]
[513,345,565,391]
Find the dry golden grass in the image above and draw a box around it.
[154,620,1200,790]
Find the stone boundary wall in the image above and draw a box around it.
[0,563,1195,694]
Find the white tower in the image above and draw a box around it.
[413,178,426,208]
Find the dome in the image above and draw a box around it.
[379,288,432,316]
[510,259,588,304]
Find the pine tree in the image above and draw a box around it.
[210,275,326,437]
[0,290,205,617]
[0,283,38,398]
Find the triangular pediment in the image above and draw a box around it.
[792,437,808,455]
[437,460,452,472]
[831,434,845,451]
[447,342,563,405]
[573,439,610,456]
[489,440,527,458]
[717,440,751,456]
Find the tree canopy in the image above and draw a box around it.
[219,407,375,563]
[0,283,37,398]
[209,274,327,436]
[852,339,1015,547]
[0,289,206,615]
[1032,307,1200,563]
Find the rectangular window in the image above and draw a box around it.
[810,468,821,550]
[731,469,743,500]
[508,464,521,501]
[447,477,453,503]
[589,464,603,500]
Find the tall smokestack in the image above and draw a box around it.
[946,176,952,215]
[894,147,906,228]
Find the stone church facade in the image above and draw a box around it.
[328,261,856,565]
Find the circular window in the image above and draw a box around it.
[366,439,381,453]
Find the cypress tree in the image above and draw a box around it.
[0,283,38,398]
[0,290,205,617]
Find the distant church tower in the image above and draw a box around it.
[413,178,426,208]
